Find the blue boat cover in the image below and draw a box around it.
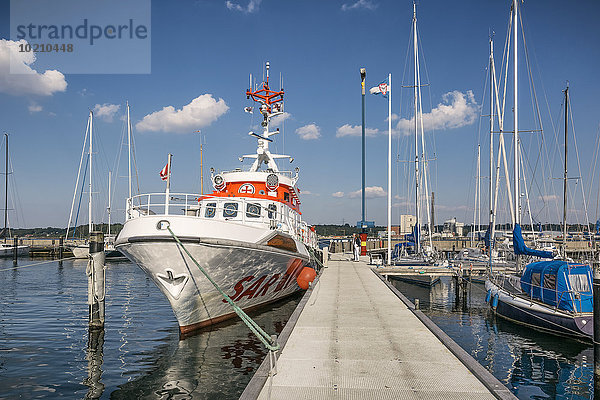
[520,260,593,313]
[513,223,553,259]
[484,227,491,249]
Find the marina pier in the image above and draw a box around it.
[241,253,516,399]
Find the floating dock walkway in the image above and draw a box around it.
[241,253,516,400]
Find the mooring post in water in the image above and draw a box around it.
[593,253,600,393]
[58,237,64,266]
[87,231,105,329]
[12,236,17,265]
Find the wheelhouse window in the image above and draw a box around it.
[284,192,290,202]
[246,203,261,218]
[267,204,277,219]
[205,202,216,218]
[223,202,238,218]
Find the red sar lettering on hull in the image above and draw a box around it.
[223,258,306,303]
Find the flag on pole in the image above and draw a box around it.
[369,79,390,97]
[159,162,170,181]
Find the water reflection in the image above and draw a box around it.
[84,329,105,399]
[389,276,594,400]
[112,294,300,399]
[0,258,302,399]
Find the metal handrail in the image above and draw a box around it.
[125,192,317,248]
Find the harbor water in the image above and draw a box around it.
[390,276,593,400]
[0,257,301,399]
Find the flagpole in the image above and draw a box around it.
[165,153,172,215]
[387,73,392,266]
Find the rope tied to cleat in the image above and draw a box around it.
[165,225,280,352]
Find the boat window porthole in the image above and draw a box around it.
[205,203,216,218]
[259,190,265,195]
[223,202,238,218]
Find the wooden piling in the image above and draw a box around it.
[88,231,105,330]
[12,236,17,265]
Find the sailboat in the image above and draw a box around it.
[484,0,593,340]
[392,3,438,266]
[0,133,29,257]
[65,110,96,259]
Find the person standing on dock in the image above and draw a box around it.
[353,234,360,261]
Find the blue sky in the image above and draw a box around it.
[0,0,599,229]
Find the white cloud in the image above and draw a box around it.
[0,39,67,96]
[226,0,261,13]
[295,123,321,140]
[341,0,377,11]
[349,186,386,199]
[395,90,478,135]
[335,124,379,138]
[136,94,229,133]
[386,113,399,122]
[93,103,120,122]
[332,191,345,198]
[270,112,291,127]
[28,103,42,113]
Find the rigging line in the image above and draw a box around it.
[499,6,512,127]
[588,126,600,220]
[72,156,89,239]
[568,96,591,231]
[66,116,90,240]
[594,126,600,221]
[130,125,141,196]
[8,156,25,229]
[518,9,546,206]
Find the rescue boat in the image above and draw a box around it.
[116,62,318,335]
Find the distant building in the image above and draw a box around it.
[400,215,416,235]
[443,217,464,237]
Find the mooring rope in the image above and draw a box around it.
[307,247,325,270]
[166,226,280,352]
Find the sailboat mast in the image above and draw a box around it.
[4,133,8,235]
[489,38,495,266]
[563,86,569,253]
[512,0,521,271]
[89,110,94,235]
[513,0,520,227]
[413,2,421,254]
[108,170,111,237]
[127,101,132,199]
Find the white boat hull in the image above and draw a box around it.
[0,245,29,257]
[116,216,310,334]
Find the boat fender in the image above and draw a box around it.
[485,289,491,303]
[492,293,499,309]
[297,267,316,290]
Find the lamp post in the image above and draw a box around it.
[360,68,367,256]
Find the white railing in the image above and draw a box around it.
[126,193,317,248]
